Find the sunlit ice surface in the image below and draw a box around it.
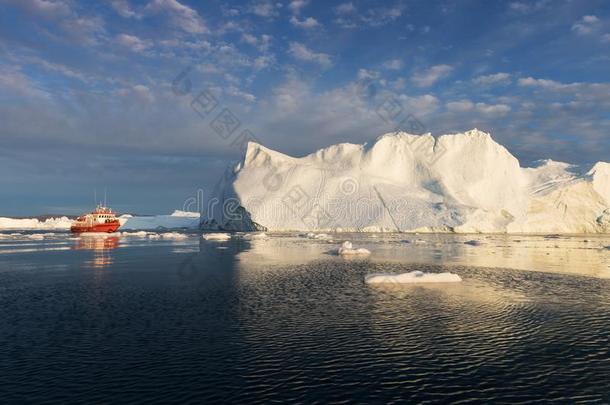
[1,231,610,402]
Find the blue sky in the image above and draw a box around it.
[0,0,609,215]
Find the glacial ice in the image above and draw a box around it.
[160,232,189,239]
[242,232,268,240]
[202,233,232,241]
[0,211,200,231]
[336,241,371,255]
[203,129,610,233]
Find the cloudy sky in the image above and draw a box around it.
[1,0,609,215]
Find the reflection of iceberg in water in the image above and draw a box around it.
[224,233,610,279]
[73,235,119,269]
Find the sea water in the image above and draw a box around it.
[1,231,610,403]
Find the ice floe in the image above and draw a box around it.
[336,241,371,256]
[202,233,232,241]
[242,232,268,240]
[365,271,462,284]
[119,231,150,237]
[305,233,332,240]
[160,232,189,239]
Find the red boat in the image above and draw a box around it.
[70,205,121,233]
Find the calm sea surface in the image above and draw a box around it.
[1,231,610,403]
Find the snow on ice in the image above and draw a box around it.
[202,233,232,241]
[203,129,610,233]
[336,241,371,256]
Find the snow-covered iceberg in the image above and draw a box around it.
[335,241,371,256]
[202,129,610,233]
[0,216,72,230]
[119,210,199,230]
[0,211,200,231]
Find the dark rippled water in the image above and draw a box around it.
[1,232,610,403]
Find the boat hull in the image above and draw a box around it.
[70,222,121,233]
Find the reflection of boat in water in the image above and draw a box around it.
[74,235,119,269]
[74,235,119,251]
[71,205,121,233]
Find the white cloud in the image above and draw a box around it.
[518,76,571,90]
[572,15,600,35]
[473,72,511,85]
[253,55,275,70]
[226,86,257,102]
[14,1,105,44]
[116,33,152,53]
[60,15,105,45]
[249,1,279,18]
[334,2,403,28]
[132,84,155,103]
[288,0,309,14]
[603,33,610,43]
[446,99,474,112]
[145,0,207,34]
[16,0,71,19]
[290,16,320,29]
[382,59,403,70]
[241,33,273,52]
[397,94,440,116]
[335,2,356,15]
[475,102,511,116]
[411,64,453,87]
[357,69,380,80]
[110,0,140,18]
[360,4,405,27]
[508,1,549,14]
[446,100,511,116]
[288,42,332,68]
[0,66,50,99]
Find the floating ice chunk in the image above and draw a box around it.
[305,233,332,240]
[336,241,371,256]
[464,240,483,246]
[202,233,232,241]
[365,271,462,284]
[243,232,267,240]
[120,231,149,237]
[161,232,189,239]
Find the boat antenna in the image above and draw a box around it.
[94,189,97,207]
[104,188,107,207]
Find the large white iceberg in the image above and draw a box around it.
[202,129,610,233]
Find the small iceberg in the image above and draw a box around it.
[305,233,332,240]
[119,231,149,238]
[365,271,462,284]
[242,232,267,240]
[336,241,371,256]
[202,233,232,241]
[161,232,189,239]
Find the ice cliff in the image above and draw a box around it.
[202,129,610,233]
